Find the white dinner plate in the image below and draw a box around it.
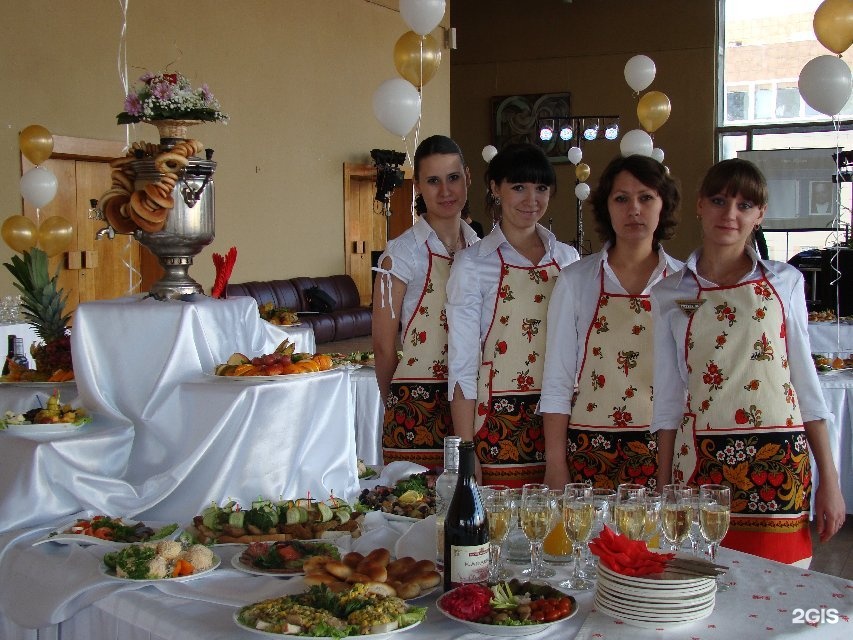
[234,611,421,638]
[597,562,715,588]
[203,368,341,383]
[437,589,577,636]
[596,575,716,600]
[101,554,221,583]
[33,517,181,547]
[230,552,305,577]
[596,584,715,610]
[0,380,76,388]
[594,592,715,628]
[2,420,89,436]
[382,512,425,524]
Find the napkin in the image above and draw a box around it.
[588,525,674,577]
[210,247,237,299]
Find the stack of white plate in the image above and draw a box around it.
[594,563,716,629]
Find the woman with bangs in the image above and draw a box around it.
[447,143,579,486]
[374,135,480,469]
[541,154,683,491]
[652,158,845,565]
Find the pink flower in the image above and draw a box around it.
[124,94,143,116]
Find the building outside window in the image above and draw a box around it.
[718,0,853,263]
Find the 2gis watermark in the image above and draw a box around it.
[791,607,840,625]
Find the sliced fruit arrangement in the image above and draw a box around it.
[812,352,853,372]
[188,496,362,544]
[235,583,427,637]
[258,302,299,326]
[1,391,90,428]
[214,339,335,376]
[356,472,437,519]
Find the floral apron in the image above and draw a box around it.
[474,250,560,487]
[673,272,812,564]
[382,249,453,469]
[567,269,659,490]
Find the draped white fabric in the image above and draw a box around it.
[351,367,383,465]
[816,371,853,508]
[808,321,853,355]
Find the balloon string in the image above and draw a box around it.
[117,0,130,152]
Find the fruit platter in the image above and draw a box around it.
[437,580,577,636]
[233,540,341,575]
[258,302,300,326]
[234,583,427,637]
[0,391,91,433]
[0,357,74,383]
[103,540,219,581]
[214,339,337,377]
[326,351,376,367]
[812,352,853,373]
[186,496,363,544]
[356,472,437,520]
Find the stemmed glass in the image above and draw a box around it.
[684,488,703,556]
[614,483,647,540]
[641,490,662,548]
[581,487,616,579]
[560,483,595,590]
[481,485,511,581]
[660,484,695,551]
[543,489,572,569]
[519,484,552,579]
[699,484,731,591]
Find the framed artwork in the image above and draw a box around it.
[809,180,835,216]
[490,92,571,162]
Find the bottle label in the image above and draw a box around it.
[448,543,490,584]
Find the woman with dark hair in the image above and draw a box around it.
[652,158,845,565]
[447,143,579,486]
[373,134,480,468]
[541,154,682,490]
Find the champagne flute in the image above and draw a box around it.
[699,484,731,591]
[559,483,595,590]
[614,483,647,540]
[660,484,694,551]
[520,484,551,579]
[582,487,616,578]
[684,488,704,557]
[642,490,662,548]
[481,485,511,582]
[505,488,528,564]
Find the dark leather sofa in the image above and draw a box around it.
[225,275,371,344]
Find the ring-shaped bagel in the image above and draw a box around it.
[154,152,189,174]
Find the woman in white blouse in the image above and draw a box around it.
[541,154,682,491]
[373,135,480,469]
[651,158,845,564]
[447,143,579,486]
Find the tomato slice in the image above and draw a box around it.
[92,527,115,540]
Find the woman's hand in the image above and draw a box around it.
[813,480,846,543]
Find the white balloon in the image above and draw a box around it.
[567,146,583,165]
[798,54,853,117]
[624,55,656,92]
[372,78,422,137]
[19,166,58,209]
[575,182,591,201]
[400,0,446,36]
[482,145,498,162]
[620,129,654,158]
[651,147,665,163]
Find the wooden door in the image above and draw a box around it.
[21,136,160,317]
[343,163,414,306]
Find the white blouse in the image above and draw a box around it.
[446,223,580,401]
[650,246,831,432]
[375,216,479,333]
[539,245,683,415]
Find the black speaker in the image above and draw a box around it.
[820,248,853,316]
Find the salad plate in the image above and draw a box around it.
[101,554,220,583]
[33,516,181,547]
[436,595,577,637]
[234,612,421,639]
[2,421,88,436]
[230,552,304,577]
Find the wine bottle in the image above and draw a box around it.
[2,335,15,376]
[435,435,461,568]
[443,440,489,591]
[12,337,28,369]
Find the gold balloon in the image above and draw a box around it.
[19,124,54,166]
[575,163,591,182]
[37,216,74,257]
[394,31,442,87]
[637,91,672,133]
[1,216,38,253]
[814,0,853,54]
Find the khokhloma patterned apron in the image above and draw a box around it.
[382,249,453,469]
[474,249,560,487]
[673,271,812,564]
[567,269,659,490]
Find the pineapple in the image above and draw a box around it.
[3,248,73,375]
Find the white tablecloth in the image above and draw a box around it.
[351,366,382,465]
[0,520,849,639]
[809,321,853,355]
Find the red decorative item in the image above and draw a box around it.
[588,525,674,577]
[211,247,237,299]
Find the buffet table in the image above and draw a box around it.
[0,519,849,640]
[809,321,853,356]
[818,370,853,510]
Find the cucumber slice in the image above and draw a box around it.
[316,502,333,522]
[228,511,245,528]
[334,508,351,524]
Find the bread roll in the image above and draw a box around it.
[412,570,441,589]
[363,581,396,597]
[391,580,422,599]
[363,547,391,567]
[342,552,364,569]
[324,560,353,580]
[346,572,373,584]
[361,563,388,582]
[304,573,341,586]
[302,555,335,574]
[386,557,416,579]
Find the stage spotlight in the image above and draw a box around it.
[604,121,619,140]
[539,120,555,142]
[582,121,599,141]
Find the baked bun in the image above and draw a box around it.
[324,560,353,580]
